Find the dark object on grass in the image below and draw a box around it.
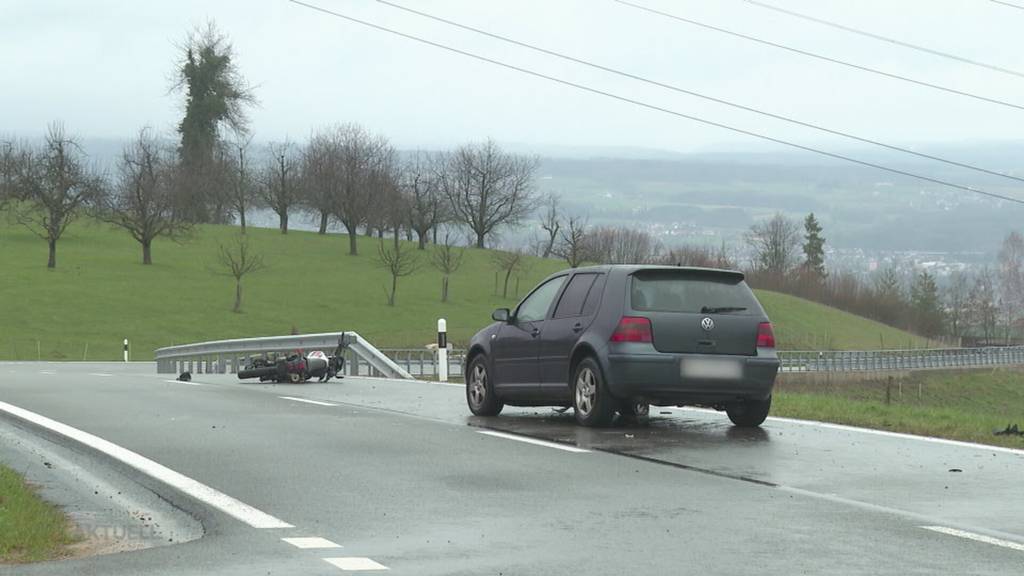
[994,423,1022,436]
[948,468,962,473]
[177,371,192,382]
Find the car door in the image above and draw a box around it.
[539,273,606,397]
[492,275,567,394]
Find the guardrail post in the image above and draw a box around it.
[437,319,449,382]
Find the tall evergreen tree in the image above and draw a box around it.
[801,212,826,280]
[171,22,254,223]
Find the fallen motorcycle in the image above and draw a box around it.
[238,349,345,383]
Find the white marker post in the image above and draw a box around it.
[437,319,448,382]
[123,338,129,363]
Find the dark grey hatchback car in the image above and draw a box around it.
[464,266,780,427]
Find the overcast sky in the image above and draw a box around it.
[3,0,1024,155]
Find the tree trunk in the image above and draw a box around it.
[318,211,328,235]
[417,231,426,250]
[441,276,448,302]
[280,212,288,235]
[142,240,152,265]
[432,227,438,245]
[47,238,56,269]
[503,268,513,298]
[476,232,485,249]
[234,281,242,313]
[348,230,358,255]
[393,227,400,249]
[542,237,555,259]
[239,209,247,234]
[389,274,397,306]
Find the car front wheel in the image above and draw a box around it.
[726,395,772,427]
[466,355,503,416]
[573,357,616,427]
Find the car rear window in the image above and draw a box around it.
[630,270,758,314]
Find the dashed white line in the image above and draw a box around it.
[921,526,1024,552]
[89,373,114,377]
[279,396,339,407]
[0,400,293,529]
[164,379,203,386]
[39,370,57,375]
[282,537,342,549]
[323,557,389,571]
[477,430,590,453]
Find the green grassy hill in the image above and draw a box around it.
[0,218,933,360]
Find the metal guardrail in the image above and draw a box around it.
[154,332,414,380]
[379,348,467,378]
[777,346,1024,373]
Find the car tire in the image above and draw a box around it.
[619,400,650,418]
[466,355,503,417]
[572,357,616,427]
[726,395,772,427]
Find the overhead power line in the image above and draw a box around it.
[285,0,1024,205]
[376,0,1024,185]
[612,0,1024,112]
[990,0,1024,11]
[744,0,1024,79]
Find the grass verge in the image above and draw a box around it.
[772,368,1024,449]
[0,464,78,564]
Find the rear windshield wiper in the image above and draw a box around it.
[700,306,747,314]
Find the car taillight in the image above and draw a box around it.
[610,316,653,343]
[757,322,775,348]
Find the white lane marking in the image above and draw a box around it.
[421,380,464,388]
[88,373,114,377]
[282,536,342,549]
[674,407,1024,457]
[477,430,590,453]
[0,400,293,529]
[323,557,389,571]
[279,396,339,407]
[39,370,57,375]
[921,526,1024,552]
[164,379,203,387]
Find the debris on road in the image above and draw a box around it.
[177,371,192,382]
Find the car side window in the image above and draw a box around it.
[515,276,566,323]
[580,274,606,317]
[553,273,598,318]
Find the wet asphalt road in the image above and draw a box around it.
[1,361,1023,575]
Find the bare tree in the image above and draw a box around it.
[430,228,464,302]
[333,125,390,255]
[217,235,266,313]
[258,141,298,234]
[100,128,190,264]
[554,215,589,268]
[538,192,561,258]
[661,242,736,269]
[745,212,801,287]
[12,124,105,268]
[403,151,446,249]
[997,231,1024,329]
[376,238,420,306]
[301,127,341,235]
[226,133,256,234]
[437,139,538,248]
[945,272,970,340]
[969,267,998,343]
[491,249,524,298]
[586,225,661,264]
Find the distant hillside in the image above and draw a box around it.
[0,217,933,361]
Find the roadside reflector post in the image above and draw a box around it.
[437,318,448,382]
[123,338,129,363]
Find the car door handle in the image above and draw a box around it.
[531,328,541,338]
[572,322,583,333]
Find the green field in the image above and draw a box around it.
[774,368,1024,449]
[0,465,78,563]
[0,217,932,360]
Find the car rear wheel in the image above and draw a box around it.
[726,395,772,427]
[467,355,503,416]
[573,357,616,427]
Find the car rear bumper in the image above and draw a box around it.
[603,351,779,406]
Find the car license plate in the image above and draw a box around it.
[681,358,743,380]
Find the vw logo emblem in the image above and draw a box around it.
[701,317,715,331]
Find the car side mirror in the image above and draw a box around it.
[492,308,511,323]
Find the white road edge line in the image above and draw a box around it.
[0,400,294,529]
[279,396,339,407]
[281,536,342,549]
[674,407,1024,457]
[88,373,114,377]
[323,557,389,571]
[921,526,1024,552]
[164,379,202,386]
[477,430,590,453]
